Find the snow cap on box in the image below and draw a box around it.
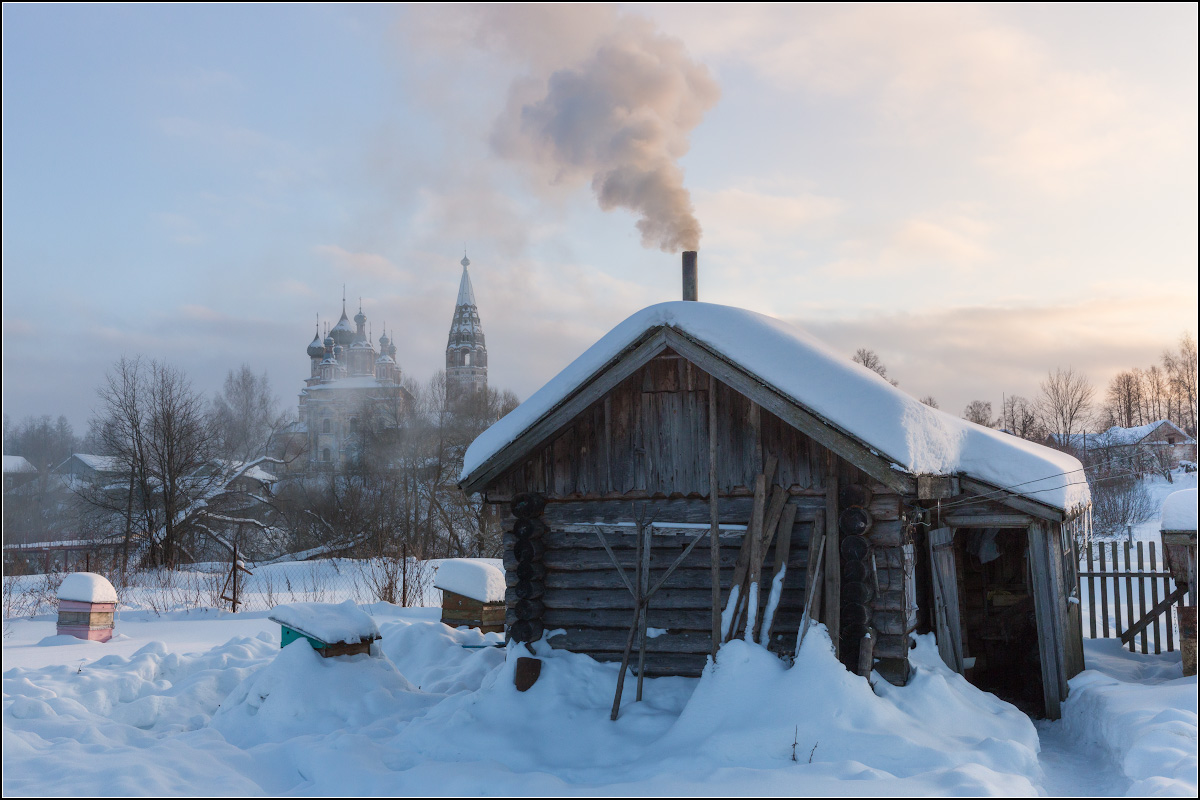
[58,572,118,604]
[268,600,380,644]
[1160,488,1197,533]
[434,559,506,603]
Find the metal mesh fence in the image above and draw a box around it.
[3,554,437,621]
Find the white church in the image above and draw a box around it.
[289,254,487,471]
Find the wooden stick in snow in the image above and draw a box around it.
[610,512,646,721]
[759,501,797,644]
[635,522,651,702]
[796,532,827,654]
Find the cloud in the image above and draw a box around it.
[798,294,1198,417]
[179,304,229,322]
[314,245,408,282]
[693,187,843,252]
[643,4,1188,191]
[3,318,35,337]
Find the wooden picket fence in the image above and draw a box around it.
[1080,541,1192,654]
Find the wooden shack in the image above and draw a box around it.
[460,299,1090,719]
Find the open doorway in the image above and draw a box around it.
[954,527,1046,717]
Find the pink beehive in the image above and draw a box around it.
[57,573,117,642]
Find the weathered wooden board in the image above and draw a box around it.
[487,350,901,502]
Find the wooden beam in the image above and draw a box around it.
[942,513,1034,528]
[959,476,1065,523]
[917,475,960,500]
[1120,584,1187,645]
[1027,521,1064,720]
[824,463,841,658]
[708,373,721,662]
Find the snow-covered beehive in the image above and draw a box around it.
[56,572,118,642]
[268,600,381,657]
[434,559,506,634]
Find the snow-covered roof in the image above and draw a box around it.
[1051,420,1194,450]
[434,559,506,603]
[58,572,118,604]
[1161,489,1197,533]
[268,600,381,644]
[208,459,278,484]
[461,301,1089,512]
[3,455,37,474]
[62,453,123,473]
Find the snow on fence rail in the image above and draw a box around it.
[1079,541,1192,654]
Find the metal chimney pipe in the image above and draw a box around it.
[682,251,698,301]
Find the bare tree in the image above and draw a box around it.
[852,348,900,387]
[1001,394,1042,440]
[1163,332,1198,436]
[963,400,995,428]
[1105,370,1145,429]
[919,396,939,409]
[77,357,282,570]
[1142,364,1169,424]
[209,365,287,463]
[1038,367,1095,450]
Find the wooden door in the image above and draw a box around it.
[928,527,964,673]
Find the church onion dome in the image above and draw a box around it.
[330,309,355,346]
[354,308,367,326]
[307,332,324,358]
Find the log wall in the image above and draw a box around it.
[492,351,920,678]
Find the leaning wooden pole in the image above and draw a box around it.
[709,374,721,662]
[635,523,652,702]
[610,525,645,721]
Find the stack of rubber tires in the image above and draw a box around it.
[508,492,547,645]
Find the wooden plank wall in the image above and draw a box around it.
[492,351,839,500]
[494,351,917,676]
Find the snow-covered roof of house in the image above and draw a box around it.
[1051,420,1194,450]
[58,572,118,604]
[1161,489,1197,533]
[268,600,381,644]
[205,459,278,484]
[461,301,1089,512]
[60,453,124,473]
[3,455,37,474]
[434,559,506,603]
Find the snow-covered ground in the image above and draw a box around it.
[4,604,1194,796]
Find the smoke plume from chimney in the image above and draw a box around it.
[489,14,719,253]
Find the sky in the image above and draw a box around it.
[3,3,1197,435]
